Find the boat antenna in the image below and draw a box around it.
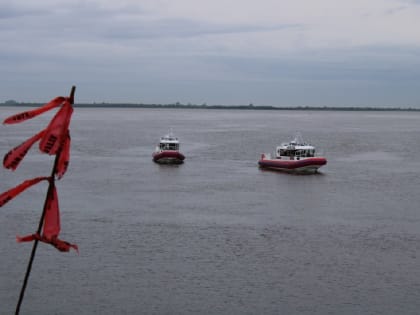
[294,132,304,144]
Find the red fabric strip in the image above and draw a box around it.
[39,100,73,155]
[3,97,67,124]
[14,185,78,253]
[16,233,79,253]
[0,176,50,207]
[16,234,36,242]
[3,129,46,170]
[56,131,71,179]
[43,185,60,238]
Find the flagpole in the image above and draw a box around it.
[15,86,76,315]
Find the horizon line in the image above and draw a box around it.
[1,101,419,111]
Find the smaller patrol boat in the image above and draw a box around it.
[153,131,185,164]
[258,133,327,173]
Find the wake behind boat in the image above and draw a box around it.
[153,131,185,164]
[258,133,327,173]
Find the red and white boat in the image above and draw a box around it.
[258,133,327,173]
[153,131,185,164]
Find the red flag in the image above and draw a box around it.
[3,129,46,170]
[0,177,50,207]
[56,131,71,179]
[3,97,67,125]
[16,184,78,253]
[39,100,73,155]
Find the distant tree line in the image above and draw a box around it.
[1,100,419,111]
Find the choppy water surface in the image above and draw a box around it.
[1,108,419,314]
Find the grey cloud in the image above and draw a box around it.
[403,0,420,4]
[103,18,302,40]
[0,4,47,19]
[208,45,420,82]
[3,4,298,45]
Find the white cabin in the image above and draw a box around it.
[275,133,316,159]
[158,132,180,151]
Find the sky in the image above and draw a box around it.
[1,0,420,107]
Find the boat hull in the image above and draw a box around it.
[258,157,327,173]
[153,151,185,164]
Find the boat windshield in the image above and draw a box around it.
[160,143,179,150]
[295,149,315,157]
[279,148,314,157]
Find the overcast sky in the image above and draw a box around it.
[1,0,420,107]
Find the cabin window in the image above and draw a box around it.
[160,143,179,150]
[288,150,295,156]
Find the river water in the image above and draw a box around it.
[0,107,419,314]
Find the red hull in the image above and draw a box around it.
[153,151,185,164]
[258,157,327,172]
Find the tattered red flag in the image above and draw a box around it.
[3,129,46,171]
[16,184,78,253]
[0,177,50,207]
[39,100,73,155]
[56,131,71,179]
[3,97,67,125]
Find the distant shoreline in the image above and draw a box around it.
[1,102,419,111]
